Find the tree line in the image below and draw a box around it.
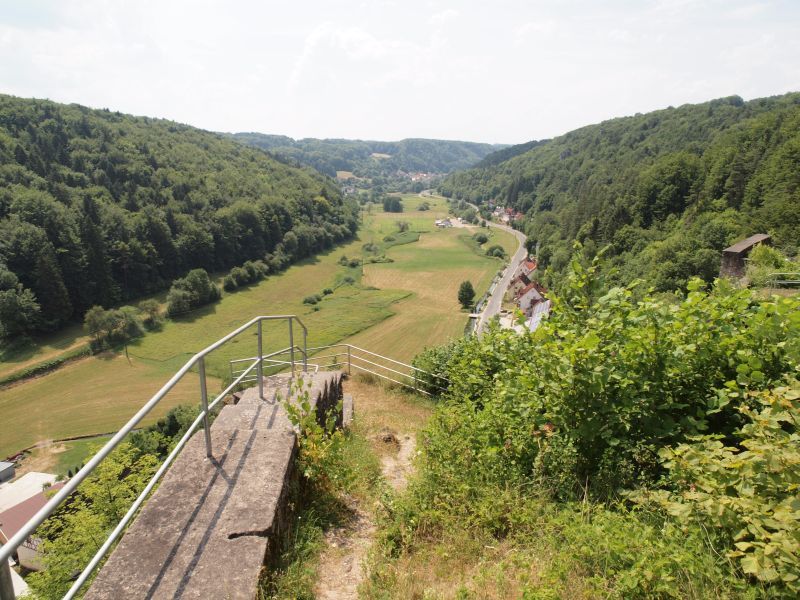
[0,95,359,340]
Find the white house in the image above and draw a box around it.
[516,283,545,317]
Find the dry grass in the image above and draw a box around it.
[343,375,433,440]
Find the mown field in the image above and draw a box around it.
[0,194,518,459]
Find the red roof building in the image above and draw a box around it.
[0,483,63,570]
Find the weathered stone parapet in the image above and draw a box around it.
[85,372,343,600]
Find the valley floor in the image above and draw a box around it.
[0,194,517,460]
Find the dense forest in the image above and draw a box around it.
[0,95,358,338]
[440,93,800,291]
[231,133,503,180]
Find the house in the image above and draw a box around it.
[0,482,63,570]
[515,258,537,279]
[720,234,771,278]
[516,283,546,317]
[435,218,453,228]
[0,462,13,484]
[507,273,531,298]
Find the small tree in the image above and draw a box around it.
[458,281,475,309]
[396,220,410,233]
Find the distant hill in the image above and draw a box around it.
[473,139,549,169]
[231,133,505,182]
[0,95,357,337]
[440,93,800,291]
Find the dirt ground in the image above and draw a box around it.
[312,377,432,599]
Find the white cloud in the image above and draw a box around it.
[428,8,459,25]
[0,0,797,142]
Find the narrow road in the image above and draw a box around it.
[470,204,528,333]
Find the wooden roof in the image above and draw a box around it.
[723,234,771,255]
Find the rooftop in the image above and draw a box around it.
[0,483,63,543]
[0,472,58,513]
[723,233,771,255]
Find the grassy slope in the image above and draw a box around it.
[1,195,518,458]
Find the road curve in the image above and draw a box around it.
[470,204,528,333]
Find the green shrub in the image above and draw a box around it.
[646,383,800,594]
[166,269,220,316]
[322,288,333,295]
[302,294,322,305]
[746,245,796,287]
[137,299,163,329]
[473,232,488,244]
[223,275,237,292]
[485,244,506,258]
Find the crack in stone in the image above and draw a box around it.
[227,528,272,540]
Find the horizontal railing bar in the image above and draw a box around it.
[349,354,417,381]
[350,363,431,395]
[228,346,293,365]
[349,354,448,392]
[207,358,261,412]
[346,344,448,380]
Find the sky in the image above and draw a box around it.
[1,0,799,144]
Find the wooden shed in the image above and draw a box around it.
[720,234,771,278]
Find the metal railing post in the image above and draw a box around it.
[0,558,14,600]
[413,370,418,394]
[257,320,264,399]
[303,328,308,373]
[288,319,295,378]
[198,357,212,458]
[347,345,352,375]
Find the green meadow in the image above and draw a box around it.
[0,195,518,458]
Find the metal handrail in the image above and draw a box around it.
[231,342,450,396]
[0,314,308,600]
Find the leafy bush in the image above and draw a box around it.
[383,235,396,242]
[485,244,506,258]
[398,252,800,594]
[746,244,797,287]
[83,305,145,350]
[303,294,322,305]
[383,197,403,212]
[362,242,379,253]
[645,383,800,593]
[322,288,333,295]
[473,232,488,244]
[166,269,220,316]
[137,299,163,329]
[418,201,430,211]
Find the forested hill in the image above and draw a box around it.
[0,94,358,336]
[439,93,800,291]
[231,133,504,179]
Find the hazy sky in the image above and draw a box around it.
[1,0,799,144]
